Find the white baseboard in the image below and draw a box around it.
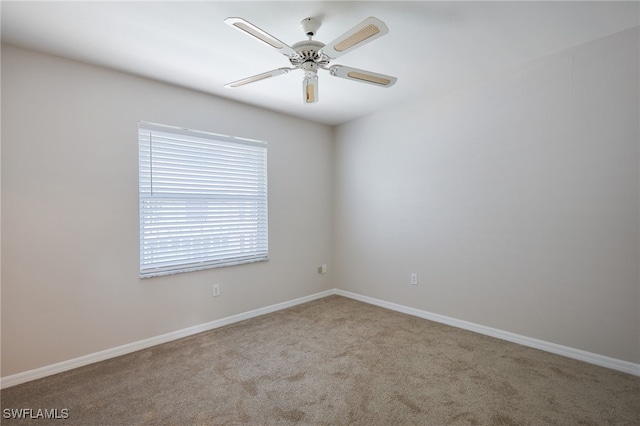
[0,289,334,389]
[3,288,638,388]
[335,289,640,377]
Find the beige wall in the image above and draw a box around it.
[333,27,640,364]
[1,45,334,376]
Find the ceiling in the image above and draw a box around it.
[2,1,638,126]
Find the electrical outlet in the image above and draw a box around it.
[318,264,327,274]
[212,284,220,297]
[411,273,418,285]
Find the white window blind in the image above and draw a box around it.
[138,122,268,278]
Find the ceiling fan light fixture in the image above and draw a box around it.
[303,75,318,104]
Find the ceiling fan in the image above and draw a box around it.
[224,16,397,104]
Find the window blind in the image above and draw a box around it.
[138,122,268,278]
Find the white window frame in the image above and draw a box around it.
[138,122,268,278]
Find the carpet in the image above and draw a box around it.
[2,295,639,425]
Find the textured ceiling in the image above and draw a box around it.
[2,1,638,126]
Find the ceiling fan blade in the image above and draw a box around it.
[225,68,292,88]
[225,17,299,58]
[320,17,389,59]
[329,65,397,87]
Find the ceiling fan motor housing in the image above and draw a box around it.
[290,40,329,68]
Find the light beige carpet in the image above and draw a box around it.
[2,295,639,425]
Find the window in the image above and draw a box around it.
[138,122,268,278]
